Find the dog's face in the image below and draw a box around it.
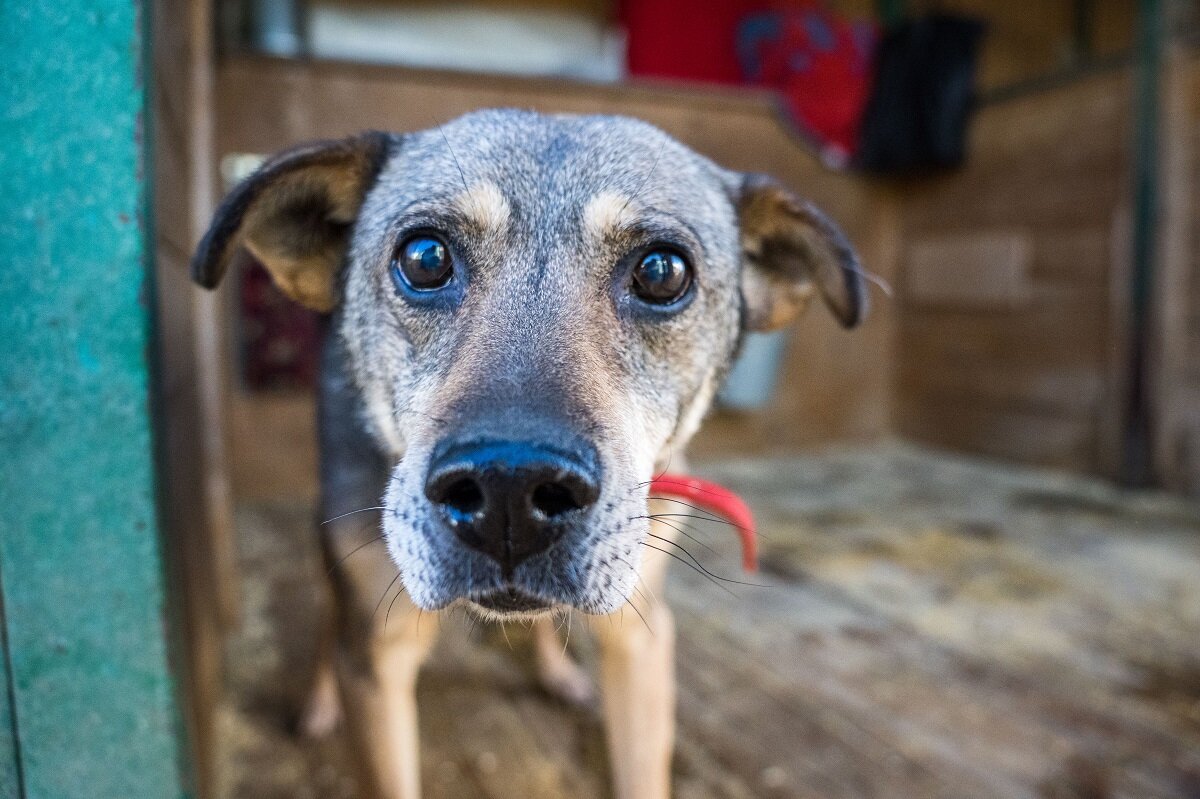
[194,110,865,618]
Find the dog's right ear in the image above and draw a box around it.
[191,131,393,312]
[734,173,868,331]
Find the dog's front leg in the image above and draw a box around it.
[336,593,439,799]
[593,543,675,799]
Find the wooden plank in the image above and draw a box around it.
[0,0,189,795]
[1028,224,1112,284]
[214,449,1200,798]
[1153,53,1200,494]
[899,303,1110,368]
[151,0,237,794]
[904,231,1033,308]
[896,399,1097,468]
[897,361,1105,416]
[895,69,1134,476]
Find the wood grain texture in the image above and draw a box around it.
[153,0,239,793]
[894,70,1134,477]
[213,447,1200,799]
[905,231,1033,308]
[1154,53,1200,494]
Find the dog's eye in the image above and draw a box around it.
[392,235,453,291]
[631,250,691,305]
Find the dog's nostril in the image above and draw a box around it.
[531,482,584,518]
[440,478,485,517]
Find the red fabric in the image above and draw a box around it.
[738,7,879,161]
[620,0,758,84]
[650,474,758,573]
[621,0,878,162]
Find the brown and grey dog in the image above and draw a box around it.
[193,109,865,798]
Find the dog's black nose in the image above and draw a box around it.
[424,440,601,571]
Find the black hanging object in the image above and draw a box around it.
[855,13,986,174]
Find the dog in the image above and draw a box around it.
[192,109,865,799]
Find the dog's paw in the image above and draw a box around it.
[299,668,343,738]
[537,652,596,707]
[533,617,595,707]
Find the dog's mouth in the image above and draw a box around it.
[470,587,554,615]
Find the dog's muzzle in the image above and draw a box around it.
[423,438,601,577]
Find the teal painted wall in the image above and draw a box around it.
[0,1,189,796]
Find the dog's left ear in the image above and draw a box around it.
[191,131,393,312]
[735,174,867,331]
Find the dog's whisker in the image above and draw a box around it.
[619,135,669,217]
[625,595,653,636]
[384,579,407,632]
[631,582,655,612]
[644,496,740,523]
[845,263,893,298]
[647,511,773,542]
[500,621,514,651]
[437,124,470,193]
[632,515,717,555]
[639,509,732,529]
[326,534,386,576]
[641,538,766,591]
[630,588,653,622]
[646,511,773,542]
[644,531,736,591]
[640,512,719,540]
[562,611,573,660]
[372,572,405,624]
[643,480,752,505]
[626,453,676,497]
[321,506,386,525]
[393,403,449,427]
[641,539,734,595]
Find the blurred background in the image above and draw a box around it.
[3,0,1200,797]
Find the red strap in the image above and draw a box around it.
[649,474,757,573]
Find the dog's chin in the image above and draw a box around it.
[463,589,560,622]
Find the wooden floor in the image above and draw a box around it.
[214,446,1200,799]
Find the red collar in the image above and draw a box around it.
[649,474,757,572]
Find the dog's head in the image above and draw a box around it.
[194,110,865,617]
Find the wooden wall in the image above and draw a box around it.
[1155,53,1200,493]
[152,0,236,791]
[1187,60,1200,491]
[828,0,1135,92]
[212,54,1198,494]
[214,56,899,501]
[892,71,1134,474]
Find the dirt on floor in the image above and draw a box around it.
[214,444,1200,799]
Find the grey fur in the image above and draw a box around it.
[193,109,865,618]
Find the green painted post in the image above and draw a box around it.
[0,1,190,797]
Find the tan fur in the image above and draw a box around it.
[308,517,679,799]
[194,114,866,799]
[590,516,677,799]
[453,181,511,232]
[582,190,637,240]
